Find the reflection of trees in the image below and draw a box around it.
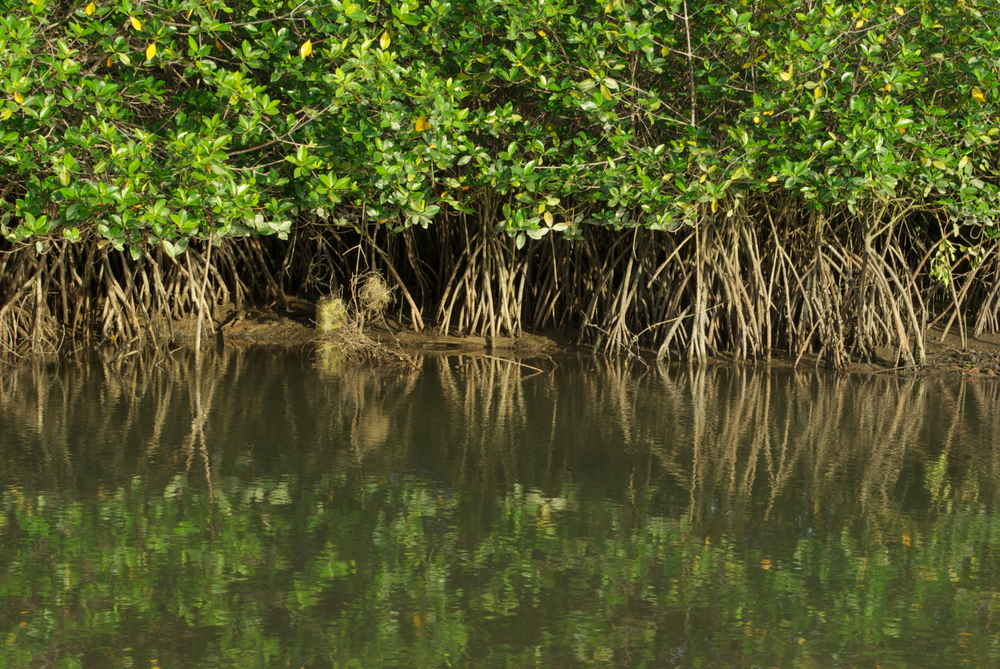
[641,365,1000,537]
[0,347,422,493]
[2,461,998,667]
[3,350,1000,529]
[2,352,1000,666]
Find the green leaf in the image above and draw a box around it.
[162,239,188,258]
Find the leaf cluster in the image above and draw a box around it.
[2,0,1000,256]
[1,474,998,666]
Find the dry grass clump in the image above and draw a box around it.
[314,271,410,368]
[330,324,412,367]
[354,271,395,326]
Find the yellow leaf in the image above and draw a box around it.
[932,159,947,170]
[894,6,904,15]
[146,43,156,60]
[753,115,761,124]
[415,116,430,131]
[85,2,95,16]
[763,110,773,116]
[856,18,865,28]
[767,175,778,183]
[0,109,10,121]
[884,84,892,91]
[186,9,192,19]
[216,40,223,52]
[814,87,822,99]
[107,55,113,67]
[779,71,791,82]
[537,29,546,37]
[300,40,312,58]
[972,87,985,103]
[600,84,613,101]
[129,15,141,30]
[14,91,23,104]
[379,31,390,50]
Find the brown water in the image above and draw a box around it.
[0,349,997,667]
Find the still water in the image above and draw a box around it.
[0,348,998,668]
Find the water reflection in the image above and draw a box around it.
[0,349,998,667]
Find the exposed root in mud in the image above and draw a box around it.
[321,324,414,369]
[1,196,998,368]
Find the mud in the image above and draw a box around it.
[167,301,1000,379]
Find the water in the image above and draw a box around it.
[0,349,998,667]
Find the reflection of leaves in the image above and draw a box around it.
[926,451,951,502]
[2,466,1000,667]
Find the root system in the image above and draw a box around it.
[0,198,994,368]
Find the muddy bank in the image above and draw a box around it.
[160,301,1000,381]
[168,300,570,355]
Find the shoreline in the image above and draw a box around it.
[159,302,1000,381]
